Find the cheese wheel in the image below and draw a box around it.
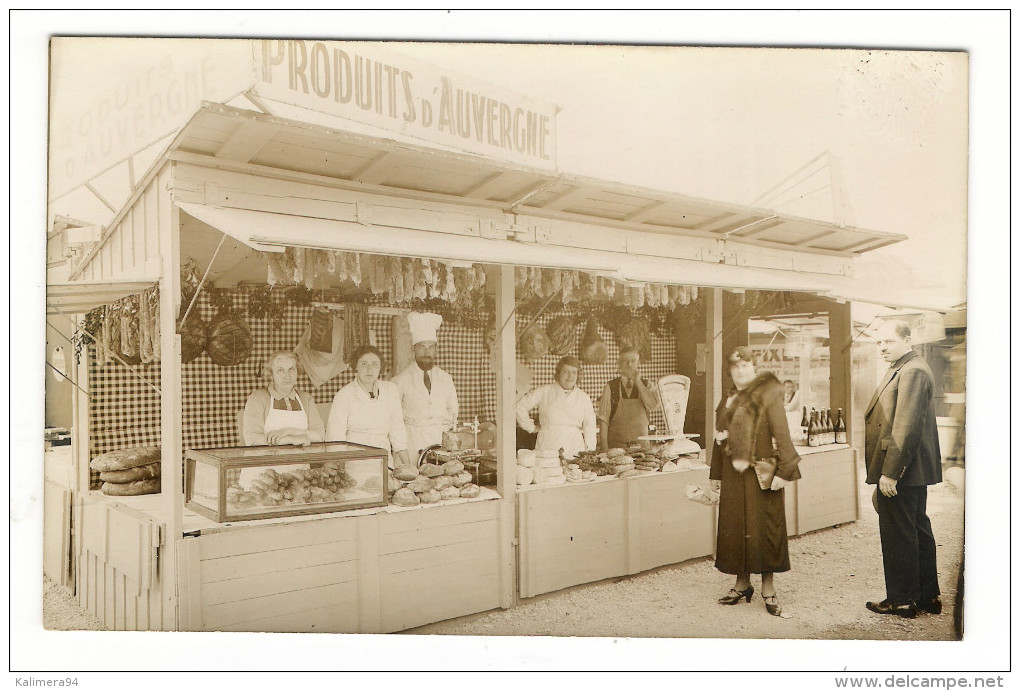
[537,457,562,469]
[516,450,536,468]
[516,466,535,486]
[535,449,559,460]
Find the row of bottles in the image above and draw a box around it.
[800,406,847,447]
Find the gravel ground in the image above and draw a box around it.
[43,460,963,641]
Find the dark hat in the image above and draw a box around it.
[727,345,755,365]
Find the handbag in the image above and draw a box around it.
[753,455,778,491]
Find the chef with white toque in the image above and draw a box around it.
[392,311,460,461]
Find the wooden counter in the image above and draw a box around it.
[790,444,858,535]
[74,490,511,633]
[517,467,716,599]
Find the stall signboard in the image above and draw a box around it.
[749,342,800,382]
[48,39,254,202]
[253,40,559,171]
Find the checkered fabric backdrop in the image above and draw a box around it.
[87,288,677,484]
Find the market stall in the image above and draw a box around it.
[52,61,904,629]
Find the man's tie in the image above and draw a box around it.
[424,370,432,394]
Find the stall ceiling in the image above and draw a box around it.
[47,279,157,315]
[168,103,906,259]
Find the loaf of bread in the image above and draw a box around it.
[391,488,420,507]
[393,465,419,481]
[459,483,481,498]
[99,462,160,483]
[451,471,473,488]
[439,486,461,500]
[101,477,161,496]
[419,463,444,478]
[90,446,161,472]
[407,476,436,493]
[418,489,441,504]
[442,460,465,476]
[433,475,455,491]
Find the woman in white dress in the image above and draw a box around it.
[327,345,410,468]
[515,356,597,459]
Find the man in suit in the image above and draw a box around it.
[865,320,942,618]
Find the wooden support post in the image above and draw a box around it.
[158,193,183,630]
[704,288,723,458]
[494,264,518,607]
[828,299,853,441]
[71,321,91,495]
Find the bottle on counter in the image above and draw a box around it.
[825,409,834,444]
[807,409,819,447]
[800,406,809,445]
[834,408,847,444]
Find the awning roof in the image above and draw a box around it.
[169,103,907,259]
[178,202,854,293]
[46,279,157,315]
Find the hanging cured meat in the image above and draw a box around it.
[518,324,551,362]
[616,316,652,360]
[206,303,253,367]
[177,308,207,365]
[545,316,575,356]
[580,318,608,365]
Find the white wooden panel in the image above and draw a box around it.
[202,560,358,607]
[200,541,360,584]
[203,582,357,631]
[43,481,71,584]
[797,448,857,534]
[194,517,359,559]
[217,603,360,634]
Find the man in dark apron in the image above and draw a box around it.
[597,348,662,451]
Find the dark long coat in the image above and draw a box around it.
[709,373,801,575]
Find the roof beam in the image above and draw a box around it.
[538,185,591,212]
[463,172,510,200]
[353,151,397,185]
[215,121,279,163]
[623,199,670,223]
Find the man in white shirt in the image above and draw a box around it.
[392,312,459,461]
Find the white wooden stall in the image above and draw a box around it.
[55,101,899,629]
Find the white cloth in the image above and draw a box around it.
[516,383,597,459]
[327,379,408,466]
[407,311,443,345]
[392,363,459,460]
[238,396,310,487]
[294,313,347,388]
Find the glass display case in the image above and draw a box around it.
[185,442,389,522]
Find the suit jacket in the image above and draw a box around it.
[864,350,942,486]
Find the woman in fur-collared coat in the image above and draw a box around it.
[709,346,801,616]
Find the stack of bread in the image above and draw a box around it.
[90,446,162,496]
[605,448,639,478]
[516,449,536,486]
[531,449,566,486]
[389,459,479,507]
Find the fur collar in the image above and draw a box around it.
[738,371,782,402]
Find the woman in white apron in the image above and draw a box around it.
[326,345,410,469]
[515,356,597,460]
[237,350,325,486]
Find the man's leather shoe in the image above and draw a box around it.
[918,596,943,614]
[866,599,917,618]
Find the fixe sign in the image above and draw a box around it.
[255,40,558,170]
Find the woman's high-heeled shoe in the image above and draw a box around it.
[718,586,754,605]
[762,593,782,616]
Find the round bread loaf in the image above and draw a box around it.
[393,465,419,482]
[407,476,436,493]
[451,471,473,488]
[439,486,460,500]
[419,463,444,478]
[459,483,481,498]
[433,475,455,491]
[391,488,419,507]
[90,446,161,472]
[442,460,465,476]
[418,489,441,504]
